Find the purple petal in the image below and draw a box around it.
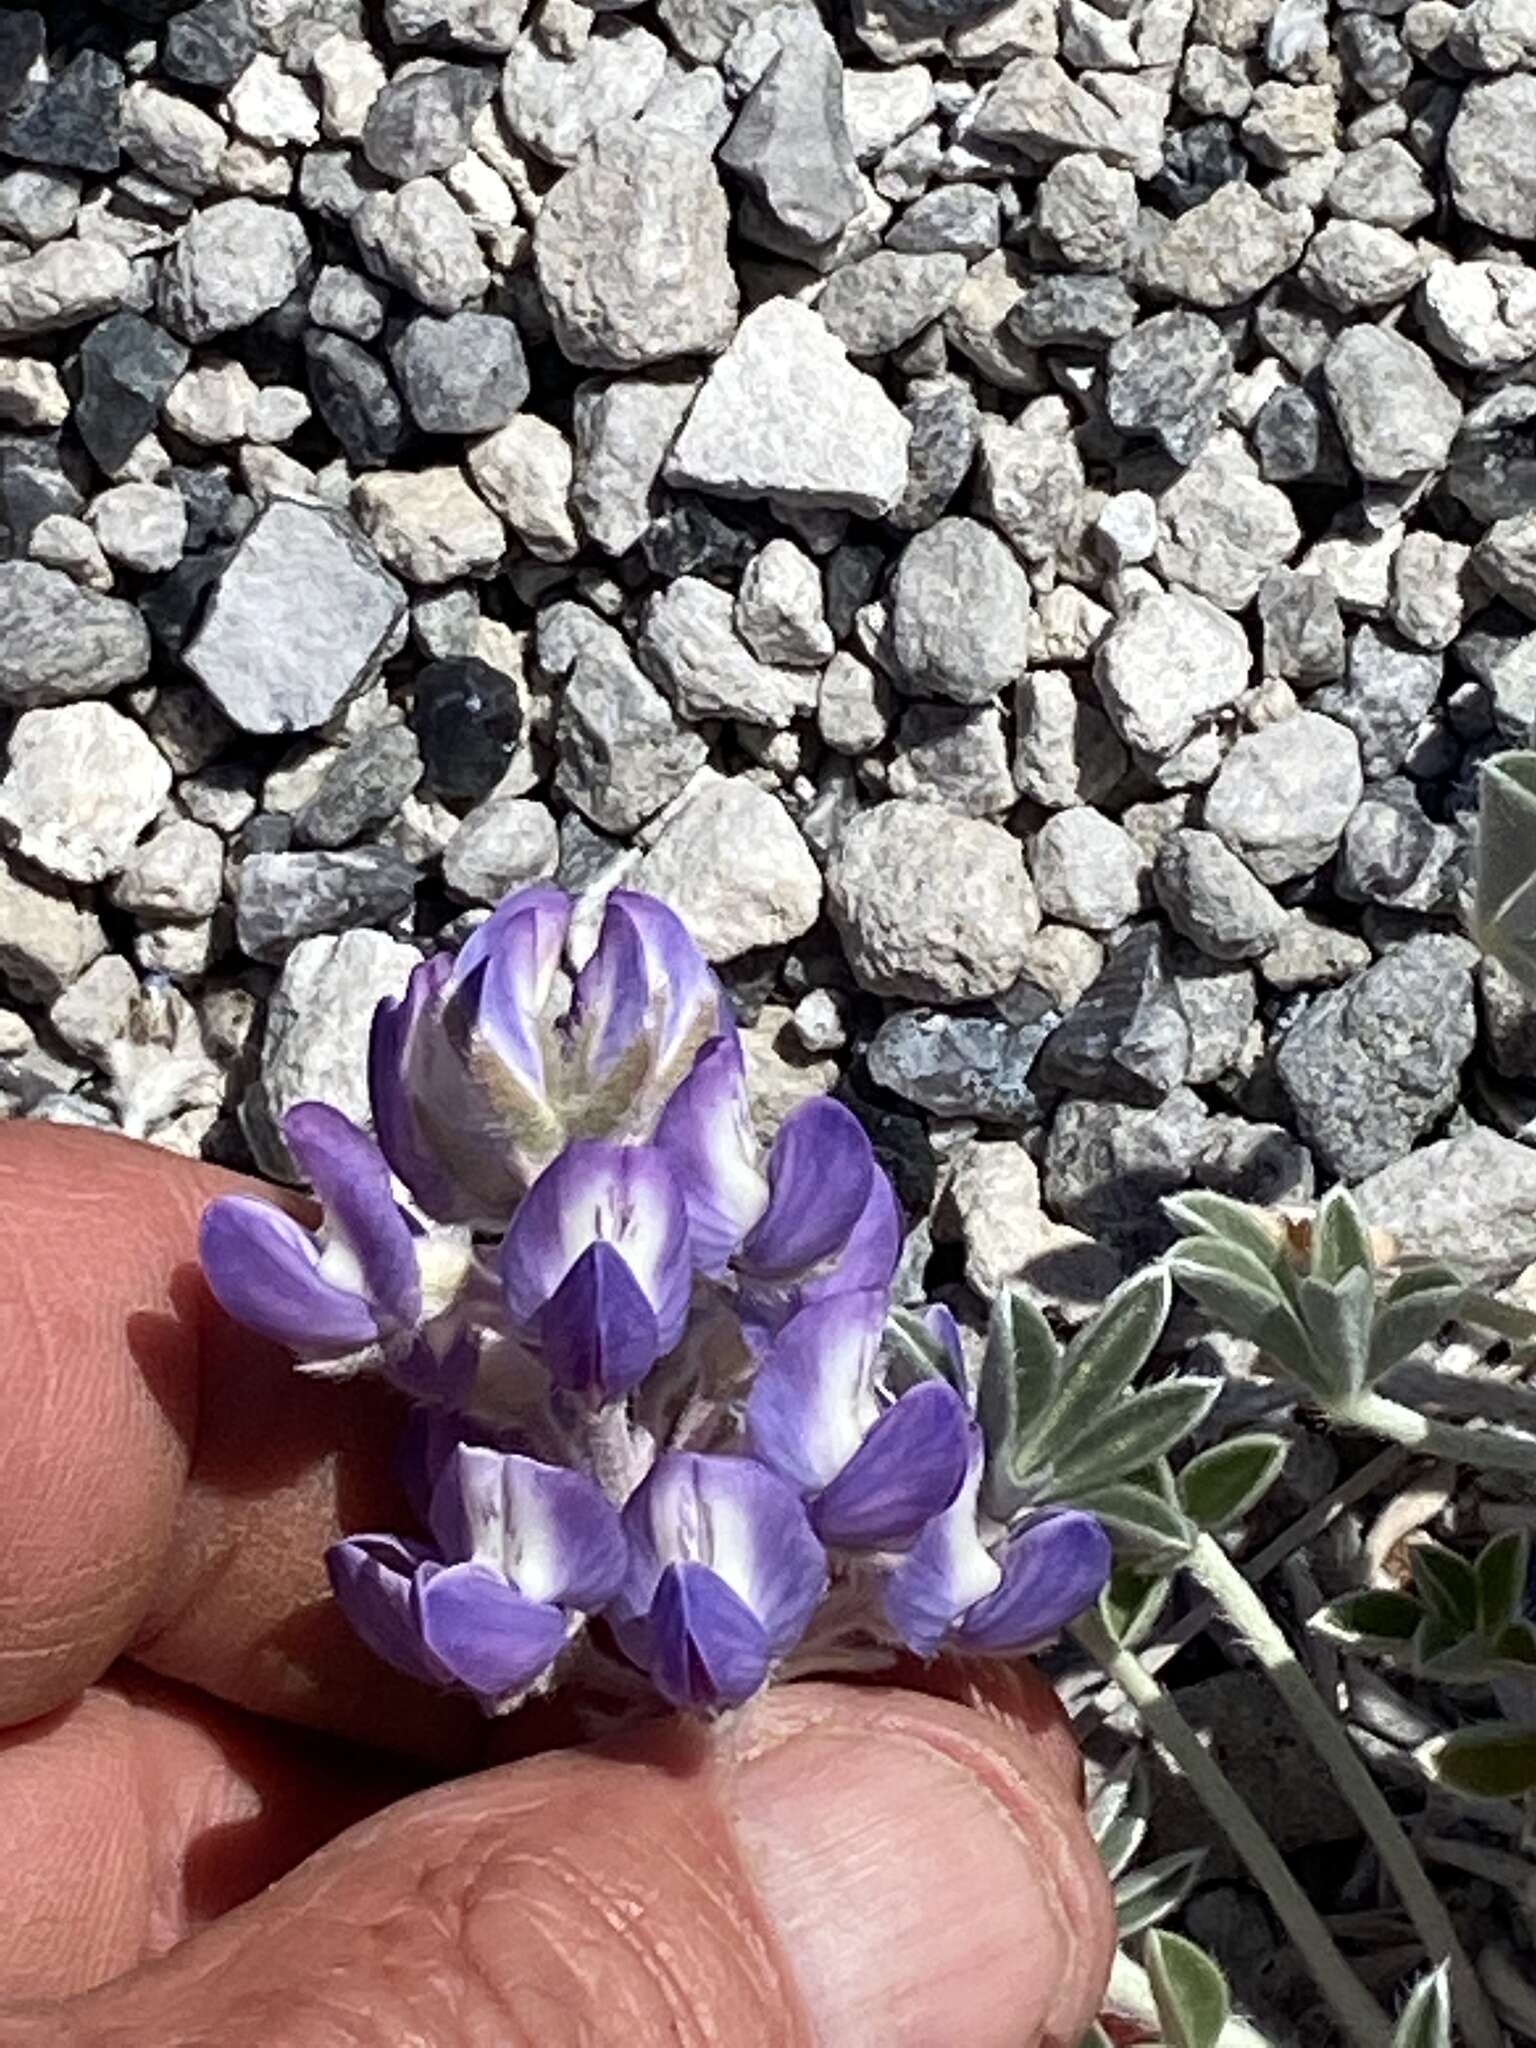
[811,1380,971,1550]
[745,1290,884,1496]
[645,1560,771,1710]
[430,1445,627,1610]
[542,1241,662,1398]
[922,1304,965,1379]
[883,1432,1002,1657]
[617,1451,826,1658]
[199,1194,378,1354]
[740,1098,875,1281]
[499,1141,692,1350]
[387,1328,480,1408]
[415,1560,569,1701]
[454,882,572,986]
[369,953,461,1221]
[951,1510,1112,1653]
[654,1033,767,1273]
[326,1533,446,1686]
[798,1167,903,1310]
[282,1101,421,1333]
[574,890,722,1084]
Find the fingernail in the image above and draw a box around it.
[724,1690,1108,2048]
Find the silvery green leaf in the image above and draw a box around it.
[1053,1379,1221,1499]
[1115,1849,1207,1938]
[1313,1589,1424,1651]
[1476,1528,1529,1638]
[1418,1722,1536,1802]
[1392,1965,1451,2048]
[1367,1265,1466,1379]
[1455,1286,1536,1348]
[1474,750,1536,994]
[1493,1618,1536,1670]
[1177,1434,1288,1531]
[1099,1563,1173,1651]
[1410,1542,1479,1631]
[1076,1479,1197,1568]
[1145,1929,1231,2048]
[1163,1191,1293,1282]
[1297,1266,1375,1397]
[1310,1186,1374,1284]
[1412,1612,1467,1669]
[885,1307,967,1396]
[1168,1240,1336,1397]
[1032,1266,1173,1463]
[1095,1806,1147,1883]
[979,1288,1060,1518]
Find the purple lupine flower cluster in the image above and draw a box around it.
[199,886,1111,1717]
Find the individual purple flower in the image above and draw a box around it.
[884,1432,1112,1658]
[499,1140,693,1400]
[327,1443,625,1712]
[746,1290,971,1549]
[199,1101,428,1368]
[657,1078,902,1328]
[610,1451,826,1710]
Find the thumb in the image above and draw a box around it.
[15,1678,1115,2048]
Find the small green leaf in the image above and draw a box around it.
[1041,1266,1173,1457]
[1409,1543,1479,1631]
[1368,1265,1467,1379]
[1392,1964,1451,2048]
[884,1308,967,1396]
[1311,1186,1375,1284]
[1412,1612,1468,1668]
[1177,1433,1288,1531]
[1099,1564,1172,1651]
[1115,1849,1207,1938]
[1474,750,1536,993]
[1077,1480,1197,1568]
[1145,1929,1231,2048]
[1476,1527,1530,1637]
[1095,1807,1147,1884]
[1168,1241,1336,1397]
[1312,1588,1424,1650]
[1163,1190,1293,1280]
[978,1287,1061,1519]
[1420,1722,1536,1802]
[1297,1266,1375,1397]
[1053,1379,1221,1498]
[1492,1618,1536,1670]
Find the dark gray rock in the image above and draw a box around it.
[1313,624,1442,779]
[545,608,706,835]
[303,330,406,468]
[1009,273,1139,349]
[75,313,190,478]
[0,14,45,125]
[719,9,862,253]
[866,1009,1056,1124]
[184,500,407,735]
[235,848,421,963]
[0,49,122,175]
[816,251,966,357]
[1045,1087,1211,1262]
[892,378,979,531]
[1107,312,1231,466]
[1275,934,1477,1180]
[1257,569,1346,685]
[1038,926,1192,1105]
[362,62,494,182]
[0,561,150,708]
[409,656,523,806]
[1149,119,1247,216]
[295,725,424,849]
[164,0,259,89]
[1253,385,1329,484]
[887,184,1001,260]
[0,433,83,557]
[390,311,528,435]
[1155,829,1288,961]
[1336,780,1460,913]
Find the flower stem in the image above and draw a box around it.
[1187,1532,1504,2048]
[1331,1387,1536,1479]
[1072,1611,1392,2048]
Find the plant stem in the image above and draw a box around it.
[1188,1532,1505,2048]
[1073,1611,1393,2048]
[1332,1388,1536,1480]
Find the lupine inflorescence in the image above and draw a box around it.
[199,885,1111,1718]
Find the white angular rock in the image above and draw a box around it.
[639,777,822,959]
[158,199,310,343]
[0,356,68,427]
[443,797,559,902]
[350,176,488,312]
[88,483,187,574]
[665,299,910,517]
[467,418,578,561]
[1094,588,1250,756]
[353,466,506,583]
[0,704,172,885]
[1205,712,1363,885]
[571,374,699,556]
[164,359,258,444]
[121,83,227,196]
[225,53,322,149]
[0,239,131,341]
[1030,808,1146,932]
[735,540,834,667]
[639,576,816,727]
[110,818,225,923]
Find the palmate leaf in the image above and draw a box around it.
[1177,1434,1288,1531]
[1474,751,1536,995]
[1145,1929,1231,2048]
[1167,1239,1340,1399]
[1419,1722,1536,1802]
[1392,1965,1452,2048]
[1163,1190,1295,1286]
